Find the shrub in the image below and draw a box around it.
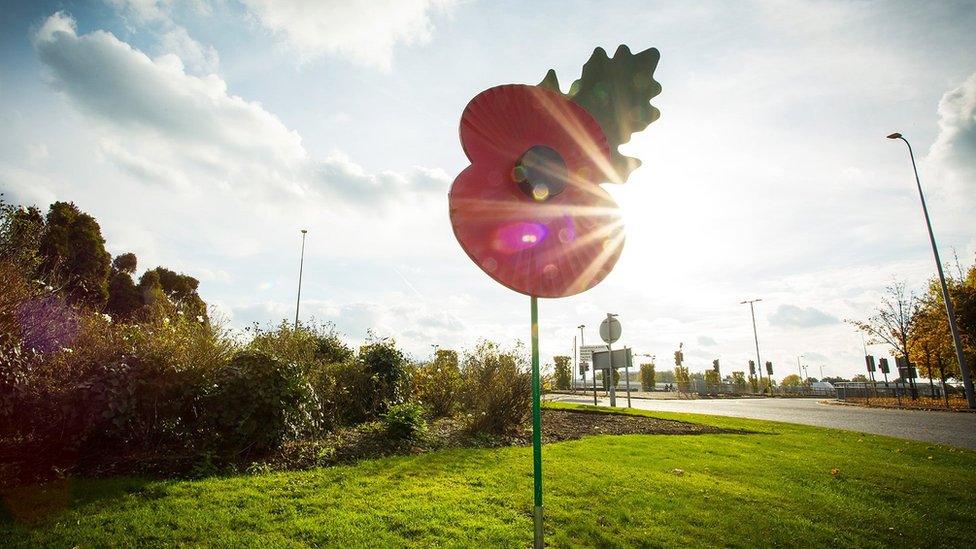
[358,335,409,415]
[411,349,462,418]
[207,350,318,457]
[325,357,374,426]
[247,321,355,432]
[247,320,352,375]
[460,340,531,435]
[381,402,428,442]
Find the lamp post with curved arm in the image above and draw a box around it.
[294,229,308,328]
[887,133,974,409]
[741,298,765,392]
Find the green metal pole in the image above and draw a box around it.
[530,296,543,548]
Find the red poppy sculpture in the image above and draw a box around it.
[449,45,661,298]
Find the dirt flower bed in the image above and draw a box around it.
[271,408,731,471]
[836,396,974,412]
[515,408,726,443]
[1,408,735,488]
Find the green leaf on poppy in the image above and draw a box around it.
[539,45,661,183]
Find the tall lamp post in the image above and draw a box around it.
[580,324,596,405]
[578,324,586,386]
[294,229,308,328]
[887,133,975,409]
[741,298,765,391]
[796,354,805,393]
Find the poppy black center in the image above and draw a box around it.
[512,145,568,202]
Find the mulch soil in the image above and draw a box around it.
[1,409,736,490]
[517,408,728,444]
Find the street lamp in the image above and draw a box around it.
[741,298,765,391]
[887,133,975,408]
[579,324,597,405]
[796,354,804,378]
[431,344,439,360]
[294,229,308,328]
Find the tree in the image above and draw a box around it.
[731,371,747,391]
[554,355,572,390]
[781,374,802,388]
[849,281,918,367]
[704,369,720,392]
[911,279,965,405]
[37,201,112,307]
[954,261,976,356]
[851,374,869,382]
[674,365,690,393]
[640,362,655,391]
[140,267,207,320]
[106,253,142,320]
[656,369,676,384]
[599,368,620,390]
[112,253,137,274]
[0,197,44,275]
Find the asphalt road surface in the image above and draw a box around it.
[548,394,976,449]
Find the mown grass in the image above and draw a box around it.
[2,403,974,547]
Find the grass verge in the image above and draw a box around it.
[2,403,974,547]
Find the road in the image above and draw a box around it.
[548,394,976,449]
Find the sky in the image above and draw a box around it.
[1,0,975,380]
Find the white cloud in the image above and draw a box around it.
[240,0,453,69]
[158,26,219,73]
[0,164,59,208]
[768,304,839,328]
[27,143,50,165]
[231,293,469,358]
[106,0,219,73]
[697,335,717,347]
[106,0,174,25]
[32,13,447,212]
[928,72,976,203]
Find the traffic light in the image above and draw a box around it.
[865,355,876,372]
[749,360,755,376]
[878,358,890,374]
[765,361,773,376]
[712,359,720,373]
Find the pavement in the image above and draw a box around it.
[547,393,976,449]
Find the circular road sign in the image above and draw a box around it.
[599,316,621,344]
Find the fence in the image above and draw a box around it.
[835,381,963,400]
[568,379,837,397]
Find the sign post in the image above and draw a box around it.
[600,314,622,407]
[592,361,598,404]
[624,346,632,407]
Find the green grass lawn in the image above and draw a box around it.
[3,403,974,548]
